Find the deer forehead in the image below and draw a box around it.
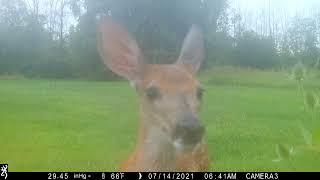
[141,64,199,93]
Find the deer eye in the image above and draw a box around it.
[197,87,204,101]
[146,86,161,100]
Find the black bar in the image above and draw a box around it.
[2,172,319,180]
[8,172,138,180]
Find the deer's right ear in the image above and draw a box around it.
[97,17,144,81]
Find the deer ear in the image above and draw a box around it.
[176,25,204,73]
[97,17,144,81]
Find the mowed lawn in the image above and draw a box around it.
[1,69,320,171]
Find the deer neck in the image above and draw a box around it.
[133,106,177,171]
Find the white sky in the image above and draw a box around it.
[228,0,320,36]
[23,0,320,35]
[231,0,320,17]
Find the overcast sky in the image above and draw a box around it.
[228,0,320,35]
[231,0,320,17]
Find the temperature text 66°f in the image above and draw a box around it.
[109,173,125,180]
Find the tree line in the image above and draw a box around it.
[0,0,319,80]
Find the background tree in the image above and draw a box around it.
[0,0,320,79]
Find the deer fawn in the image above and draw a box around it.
[97,17,210,171]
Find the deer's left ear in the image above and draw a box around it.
[176,25,204,73]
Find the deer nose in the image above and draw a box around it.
[174,116,204,145]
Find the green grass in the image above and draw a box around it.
[1,67,320,171]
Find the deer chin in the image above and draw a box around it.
[173,137,203,153]
[145,126,198,152]
[173,138,184,152]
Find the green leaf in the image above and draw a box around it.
[301,127,313,146]
[276,144,291,160]
[313,129,320,145]
[304,92,318,110]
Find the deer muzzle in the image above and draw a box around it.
[173,115,204,147]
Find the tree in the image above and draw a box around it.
[285,16,319,66]
[68,0,226,78]
[233,31,278,69]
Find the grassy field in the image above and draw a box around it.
[1,67,320,171]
